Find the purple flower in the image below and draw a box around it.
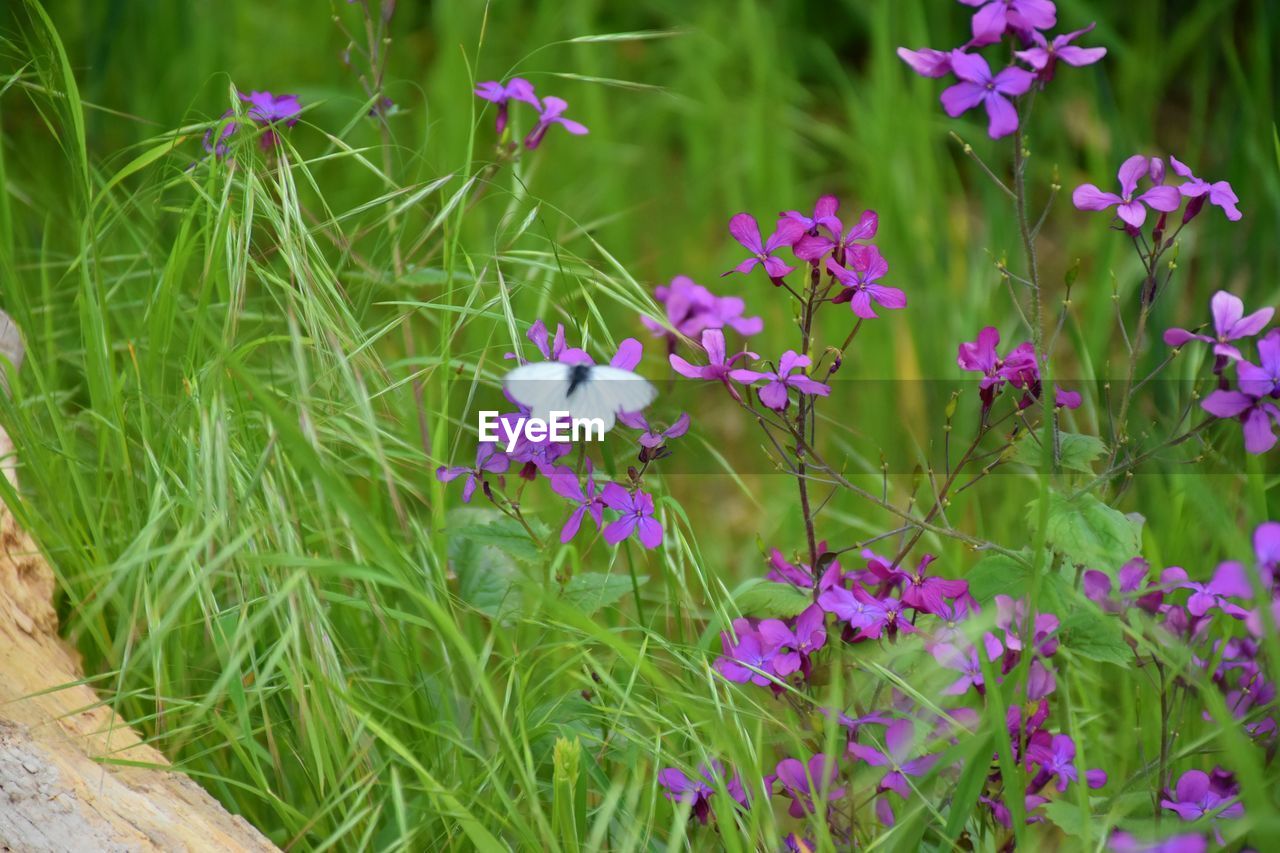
[959,0,1058,46]
[723,214,805,280]
[1177,561,1253,618]
[982,793,1049,829]
[871,553,969,614]
[1162,291,1273,361]
[1161,769,1244,828]
[1169,156,1242,221]
[657,761,747,824]
[436,442,509,503]
[240,91,302,126]
[792,203,879,263]
[791,604,828,657]
[523,96,588,150]
[782,195,844,236]
[204,90,302,157]
[669,329,759,401]
[819,587,915,640]
[957,326,1040,407]
[1084,557,1165,614]
[1108,829,1207,853]
[1026,732,1107,792]
[773,754,845,818]
[1014,24,1107,81]
[896,47,954,78]
[993,595,1059,656]
[549,465,605,543]
[932,636,1002,695]
[640,275,763,341]
[729,351,831,411]
[517,319,592,365]
[616,411,691,448]
[600,483,662,549]
[783,834,816,853]
[474,77,540,134]
[715,619,798,686]
[940,52,1036,138]
[766,544,843,591]
[1054,387,1082,409]
[1202,330,1280,453]
[203,114,237,158]
[1254,520,1280,587]
[502,411,573,478]
[825,246,906,319]
[847,720,939,825]
[1072,154,1183,228]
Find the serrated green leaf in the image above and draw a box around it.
[1060,607,1132,666]
[1031,491,1143,573]
[731,578,813,618]
[1011,432,1107,474]
[965,552,1069,608]
[450,519,542,564]
[560,572,644,615]
[448,510,526,623]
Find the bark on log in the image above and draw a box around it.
[0,313,276,852]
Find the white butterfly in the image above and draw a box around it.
[503,361,657,433]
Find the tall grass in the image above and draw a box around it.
[0,0,1276,848]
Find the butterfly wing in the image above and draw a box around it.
[564,376,618,433]
[503,363,656,434]
[504,361,573,422]
[586,365,657,422]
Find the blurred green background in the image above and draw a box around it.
[0,0,1277,848]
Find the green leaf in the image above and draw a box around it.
[1031,491,1143,573]
[1010,432,1107,474]
[965,553,1069,608]
[560,572,644,615]
[450,519,542,564]
[1060,607,1132,666]
[1040,799,1106,840]
[731,578,813,618]
[448,510,525,623]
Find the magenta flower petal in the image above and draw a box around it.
[1242,406,1278,453]
[1202,390,1254,418]
[1072,184,1123,210]
[1117,154,1150,197]
[758,381,790,410]
[728,213,764,254]
[897,46,953,77]
[984,93,1020,138]
[1138,185,1183,212]
[1115,201,1148,228]
[940,81,987,117]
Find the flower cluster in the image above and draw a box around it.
[898,1,1105,138]
[1160,291,1279,453]
[697,545,1115,830]
[204,90,302,157]
[662,519,1278,843]
[640,275,763,348]
[474,77,588,149]
[1073,154,1240,229]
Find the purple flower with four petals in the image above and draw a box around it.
[730,351,831,411]
[1072,154,1183,228]
[940,52,1036,139]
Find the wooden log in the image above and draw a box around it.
[0,312,275,852]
